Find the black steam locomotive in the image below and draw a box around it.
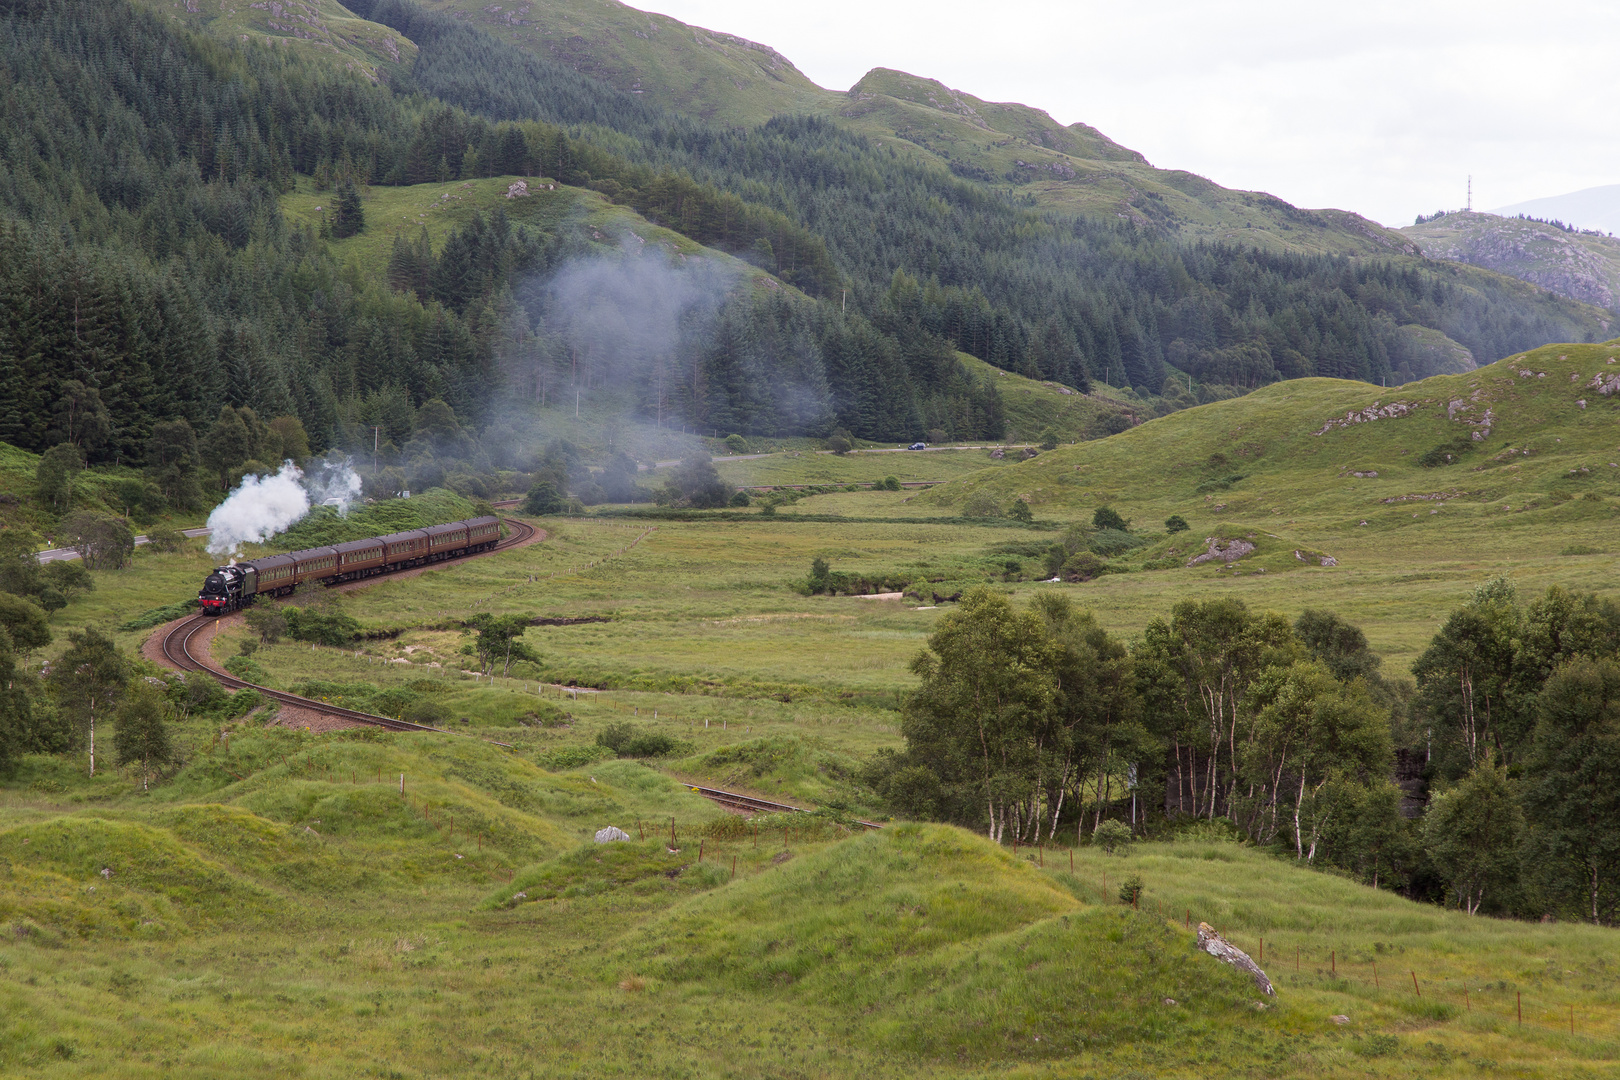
[197,516,503,613]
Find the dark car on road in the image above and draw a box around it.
[908,442,927,450]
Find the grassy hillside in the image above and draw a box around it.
[133,0,416,81]
[280,172,795,289]
[1403,210,1620,311]
[6,735,1620,1077]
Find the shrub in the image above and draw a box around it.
[1092,506,1128,532]
[537,744,614,771]
[144,526,185,553]
[728,489,751,508]
[60,511,134,569]
[759,501,776,517]
[724,434,749,454]
[1061,552,1105,581]
[1088,529,1144,556]
[1117,873,1144,906]
[881,476,900,491]
[222,655,270,684]
[522,480,565,516]
[1165,514,1190,533]
[824,435,852,455]
[1038,429,1059,451]
[245,606,287,644]
[284,607,361,647]
[1006,499,1033,522]
[962,491,1001,518]
[1093,818,1132,854]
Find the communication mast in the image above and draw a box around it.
[1467,175,1472,212]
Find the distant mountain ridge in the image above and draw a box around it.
[1401,211,1620,311]
[410,0,1416,258]
[1491,184,1620,236]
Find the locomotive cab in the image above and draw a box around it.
[198,564,252,613]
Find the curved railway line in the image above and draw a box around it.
[687,784,883,828]
[156,517,538,739]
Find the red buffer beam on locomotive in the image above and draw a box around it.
[197,516,502,613]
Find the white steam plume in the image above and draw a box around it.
[305,455,363,515]
[206,462,310,555]
[203,457,364,556]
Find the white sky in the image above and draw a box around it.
[642,0,1620,228]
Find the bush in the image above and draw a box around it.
[245,606,287,644]
[222,655,270,683]
[284,607,361,646]
[1087,529,1144,556]
[144,526,185,552]
[1093,818,1133,854]
[1061,551,1106,581]
[962,491,1001,518]
[724,434,749,454]
[60,511,134,569]
[824,435,852,455]
[728,489,751,508]
[1165,514,1190,533]
[1038,429,1059,451]
[881,476,900,491]
[1117,873,1144,906]
[1006,499,1033,522]
[759,501,776,517]
[522,480,565,516]
[537,744,614,771]
[1092,506,1129,532]
[116,600,195,632]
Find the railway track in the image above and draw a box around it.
[686,784,883,828]
[156,517,537,738]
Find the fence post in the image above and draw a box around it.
[1331,950,1335,976]
[731,855,736,879]
[1411,971,1420,997]
[1517,991,1521,1026]
[1372,960,1378,989]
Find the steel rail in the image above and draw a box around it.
[686,784,884,828]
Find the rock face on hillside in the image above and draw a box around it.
[1401,211,1620,310]
[1197,922,1274,995]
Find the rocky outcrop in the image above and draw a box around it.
[1187,537,1255,566]
[1197,922,1275,995]
[1401,211,1620,309]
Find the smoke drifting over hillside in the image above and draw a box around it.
[205,458,363,555]
[514,242,737,423]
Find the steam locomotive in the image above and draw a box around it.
[197,516,503,613]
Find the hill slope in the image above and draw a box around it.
[410,0,1414,257]
[134,0,416,81]
[1403,210,1620,310]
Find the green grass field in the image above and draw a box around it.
[17,339,1620,1076]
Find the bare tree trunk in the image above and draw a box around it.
[1294,767,1307,859]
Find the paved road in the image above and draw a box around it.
[647,445,1034,469]
[37,526,212,564]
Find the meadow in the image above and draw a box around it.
[12,343,1620,1076]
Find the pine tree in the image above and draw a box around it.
[331,177,365,239]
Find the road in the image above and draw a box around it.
[36,526,212,564]
[647,444,1034,469]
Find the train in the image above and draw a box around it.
[197,516,503,613]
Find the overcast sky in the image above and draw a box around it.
[644,0,1620,228]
